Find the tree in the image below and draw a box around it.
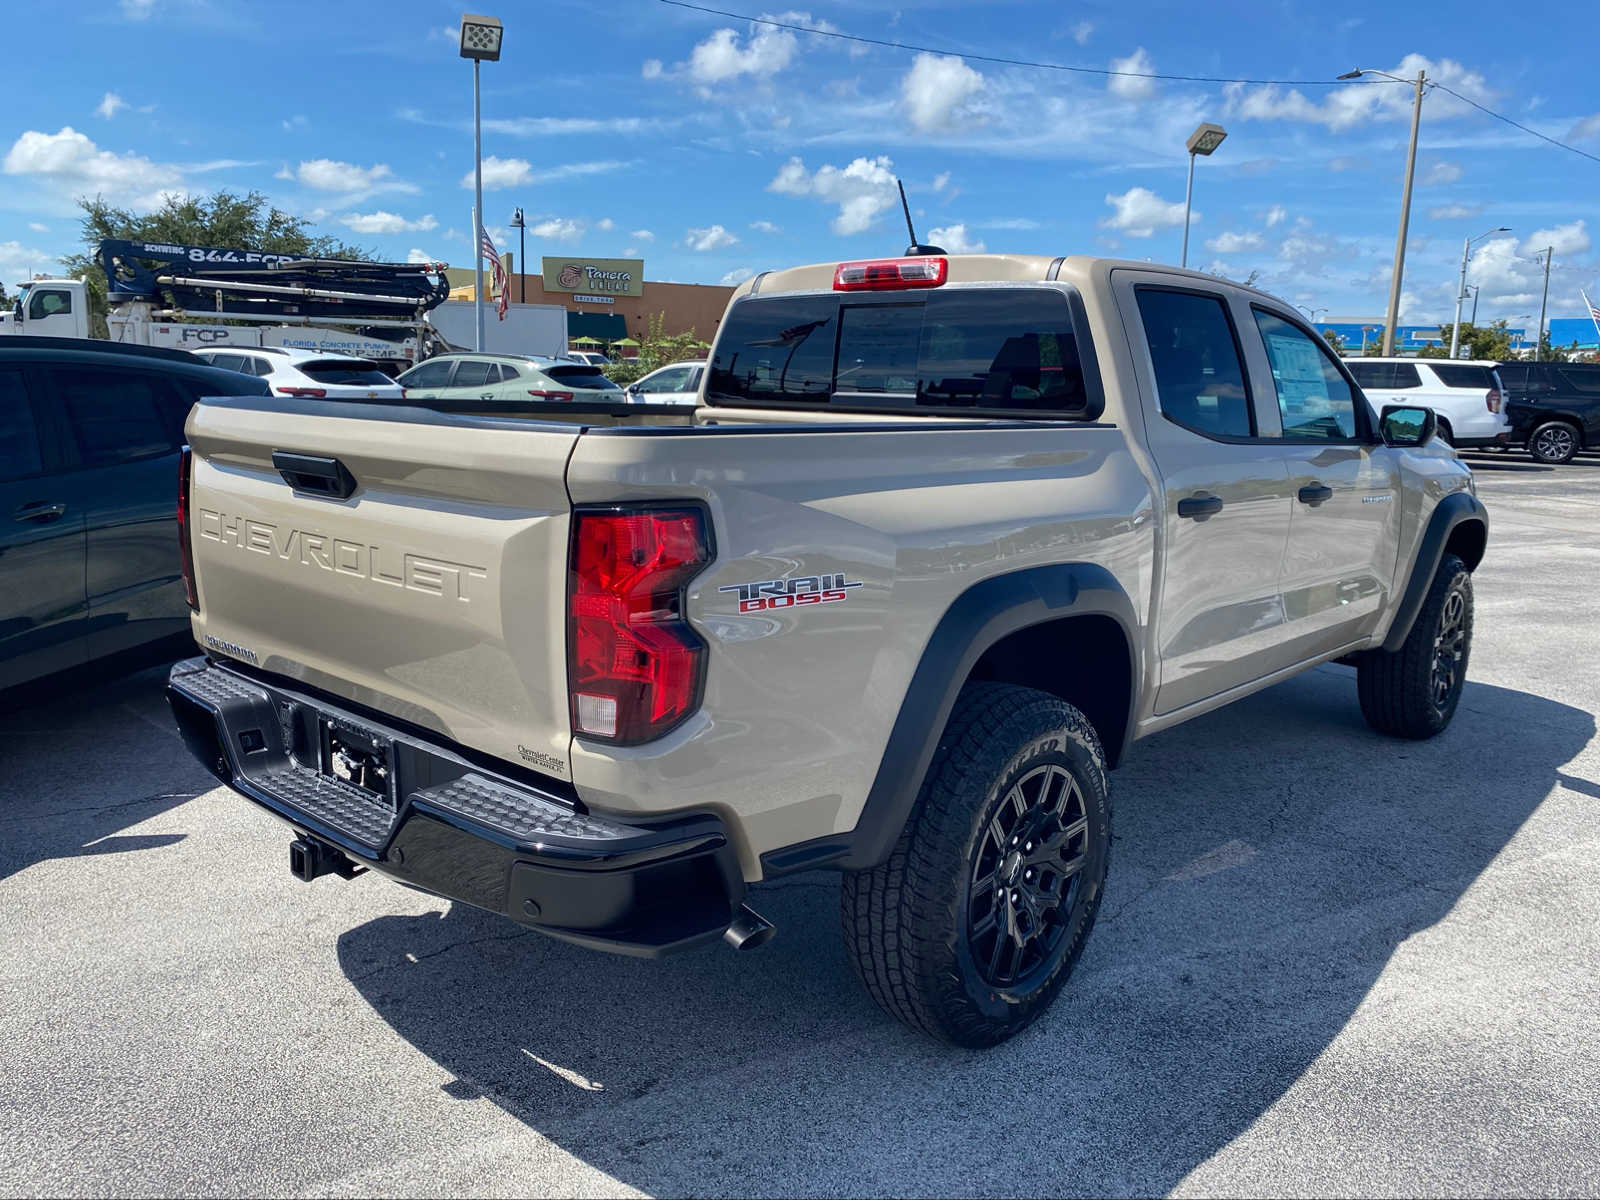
[1431,321,1517,362]
[1534,330,1574,363]
[1322,328,1346,353]
[60,190,372,337]
[601,312,705,385]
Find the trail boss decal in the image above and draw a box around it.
[720,574,862,613]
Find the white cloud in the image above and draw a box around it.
[1524,220,1590,257]
[339,211,438,235]
[1206,231,1264,254]
[406,248,437,264]
[721,267,756,285]
[596,217,615,232]
[532,218,585,244]
[686,24,797,84]
[1265,205,1289,228]
[630,229,655,242]
[120,0,157,18]
[932,171,950,192]
[0,240,61,285]
[96,93,127,120]
[27,222,48,233]
[1328,155,1364,172]
[981,217,1041,230]
[1568,113,1600,141]
[1428,204,1482,220]
[1108,48,1156,101]
[1224,54,1493,132]
[1101,187,1188,238]
[749,219,781,234]
[467,156,532,190]
[687,224,739,252]
[3,127,180,206]
[1423,160,1463,185]
[768,155,899,235]
[282,114,308,132]
[291,158,415,196]
[642,59,664,80]
[1071,21,1094,45]
[928,223,986,254]
[623,247,637,258]
[901,53,986,132]
[442,228,467,242]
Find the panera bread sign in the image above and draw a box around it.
[542,256,644,298]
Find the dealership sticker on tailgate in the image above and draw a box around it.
[719,574,863,614]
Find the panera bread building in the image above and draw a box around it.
[447,255,735,345]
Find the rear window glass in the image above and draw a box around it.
[1558,367,1600,393]
[51,370,174,466]
[708,289,1090,415]
[1346,361,1422,389]
[1429,364,1493,389]
[544,365,620,390]
[298,361,392,386]
[0,369,43,481]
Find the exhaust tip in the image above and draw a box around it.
[723,904,776,951]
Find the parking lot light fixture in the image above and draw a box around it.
[1451,227,1511,359]
[1181,123,1227,269]
[460,13,503,351]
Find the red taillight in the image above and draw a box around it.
[276,386,328,398]
[568,507,711,744]
[833,256,949,291]
[178,447,198,611]
[529,389,575,402]
[1486,388,1502,413]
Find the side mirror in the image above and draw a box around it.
[1380,404,1437,448]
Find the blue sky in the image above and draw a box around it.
[4,0,1599,328]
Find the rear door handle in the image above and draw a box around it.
[1177,494,1224,521]
[13,501,67,524]
[481,392,495,399]
[1297,484,1334,507]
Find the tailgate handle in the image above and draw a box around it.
[272,452,357,500]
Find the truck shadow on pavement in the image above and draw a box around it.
[337,666,1593,1197]
[0,661,208,884]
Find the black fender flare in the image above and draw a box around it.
[1381,490,1488,654]
[760,563,1140,876]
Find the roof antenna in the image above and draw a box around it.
[898,179,946,256]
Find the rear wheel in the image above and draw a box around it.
[1529,420,1580,464]
[1358,553,1473,739]
[840,683,1111,1047]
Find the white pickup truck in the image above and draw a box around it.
[167,254,1487,1045]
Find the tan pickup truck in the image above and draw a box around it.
[167,254,1487,1046]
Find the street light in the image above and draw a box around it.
[1296,304,1328,323]
[460,12,504,352]
[510,207,526,304]
[1468,284,1481,326]
[1450,226,1510,359]
[1339,67,1427,356]
[1181,122,1227,269]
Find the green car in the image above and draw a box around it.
[395,353,624,407]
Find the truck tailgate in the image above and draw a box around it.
[185,398,577,778]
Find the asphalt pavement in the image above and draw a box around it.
[2,453,1598,1198]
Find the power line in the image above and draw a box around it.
[656,0,1358,86]
[658,0,1600,167]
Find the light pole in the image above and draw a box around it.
[459,13,503,352]
[1534,246,1553,360]
[1450,226,1510,359]
[1296,304,1328,323]
[1340,67,1426,356]
[1181,123,1227,269]
[510,207,526,304]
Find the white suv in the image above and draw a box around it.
[1344,358,1510,450]
[191,346,403,401]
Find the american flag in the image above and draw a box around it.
[480,226,509,320]
[1586,290,1600,344]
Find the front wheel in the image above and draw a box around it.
[1358,553,1473,739]
[840,683,1111,1047]
[1528,420,1580,465]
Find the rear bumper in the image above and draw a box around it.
[167,657,744,956]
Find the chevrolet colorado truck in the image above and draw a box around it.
[167,255,1487,1046]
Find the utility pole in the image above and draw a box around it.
[1381,70,1426,357]
[1535,247,1553,361]
[472,57,484,351]
[511,207,526,303]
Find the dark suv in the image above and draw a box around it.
[1,336,269,690]
[1495,361,1600,464]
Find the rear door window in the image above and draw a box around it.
[0,369,43,481]
[1558,367,1600,393]
[450,360,494,388]
[49,370,175,467]
[1346,361,1422,390]
[1428,364,1493,389]
[207,353,247,374]
[399,360,452,388]
[1134,288,1253,439]
[707,288,1091,415]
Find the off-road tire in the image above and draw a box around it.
[1528,420,1580,465]
[840,682,1111,1047]
[1357,553,1473,739]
